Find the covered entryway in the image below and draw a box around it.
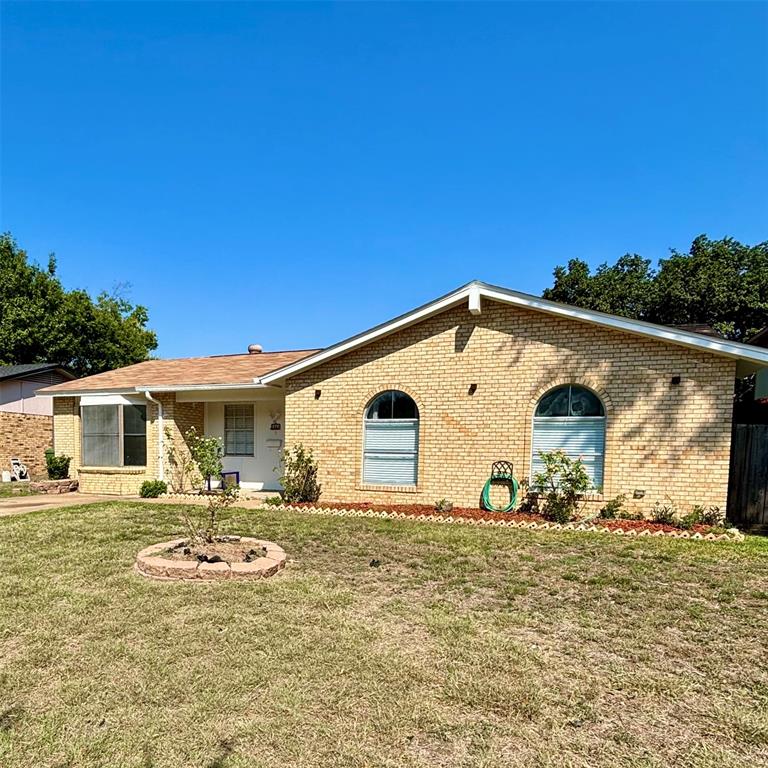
[176,388,285,491]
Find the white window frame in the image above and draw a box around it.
[224,403,255,457]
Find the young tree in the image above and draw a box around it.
[0,233,157,375]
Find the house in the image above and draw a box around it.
[38,282,768,512]
[0,363,76,478]
[0,363,75,415]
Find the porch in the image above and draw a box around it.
[175,387,285,492]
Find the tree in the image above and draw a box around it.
[542,235,768,341]
[0,233,158,376]
[545,253,656,320]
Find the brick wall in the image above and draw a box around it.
[161,395,205,493]
[0,411,53,478]
[284,301,736,514]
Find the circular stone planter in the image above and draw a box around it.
[135,537,287,581]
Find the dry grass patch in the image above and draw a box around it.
[0,502,766,768]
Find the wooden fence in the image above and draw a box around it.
[728,424,768,529]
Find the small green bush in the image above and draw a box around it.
[598,494,627,519]
[679,504,726,530]
[263,495,283,507]
[651,503,678,526]
[434,498,454,514]
[533,450,592,524]
[139,479,168,498]
[45,448,71,480]
[279,444,321,503]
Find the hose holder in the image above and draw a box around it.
[482,461,519,513]
[490,461,515,481]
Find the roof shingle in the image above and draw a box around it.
[37,350,319,394]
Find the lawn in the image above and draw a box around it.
[1,502,767,768]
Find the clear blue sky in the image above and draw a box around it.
[2,2,766,358]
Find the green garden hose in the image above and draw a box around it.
[481,474,519,513]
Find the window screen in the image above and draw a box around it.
[82,405,120,466]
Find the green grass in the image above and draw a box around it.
[1,502,767,768]
[0,484,36,498]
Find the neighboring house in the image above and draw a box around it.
[0,363,75,414]
[39,282,768,512]
[0,363,76,478]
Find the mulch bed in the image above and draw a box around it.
[292,501,722,536]
[161,539,268,564]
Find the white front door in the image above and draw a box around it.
[205,400,284,490]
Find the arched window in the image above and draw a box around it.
[363,390,419,486]
[531,385,606,489]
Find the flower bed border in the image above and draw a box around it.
[135,537,287,581]
[270,504,744,543]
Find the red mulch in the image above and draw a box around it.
[292,501,719,535]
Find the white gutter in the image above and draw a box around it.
[143,391,164,482]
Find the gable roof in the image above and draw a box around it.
[37,350,319,395]
[259,280,768,383]
[0,363,75,383]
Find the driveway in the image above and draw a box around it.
[0,492,114,518]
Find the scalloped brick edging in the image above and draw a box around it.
[269,504,744,543]
[135,537,287,581]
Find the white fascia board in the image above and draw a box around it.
[477,285,768,365]
[259,284,474,384]
[134,383,278,393]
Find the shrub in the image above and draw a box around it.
[263,495,283,507]
[679,504,726,530]
[185,427,224,487]
[598,494,627,519]
[651,503,678,526]
[698,505,725,527]
[139,479,167,498]
[434,498,454,514]
[44,449,71,480]
[533,450,592,524]
[279,444,321,503]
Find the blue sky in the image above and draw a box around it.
[2,2,766,358]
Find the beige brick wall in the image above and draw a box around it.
[52,394,203,495]
[284,301,736,514]
[160,395,205,493]
[0,412,53,478]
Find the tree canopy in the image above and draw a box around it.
[0,233,158,377]
[542,236,768,342]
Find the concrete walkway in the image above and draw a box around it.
[0,492,114,518]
